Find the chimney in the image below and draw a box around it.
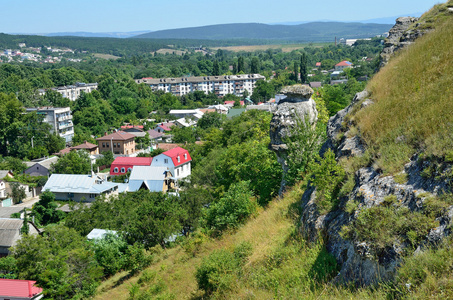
[104,132,107,136]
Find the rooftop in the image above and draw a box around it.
[96,131,135,141]
[0,279,43,298]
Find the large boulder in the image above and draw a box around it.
[269,84,318,194]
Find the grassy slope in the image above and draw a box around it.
[94,184,306,299]
[355,3,453,173]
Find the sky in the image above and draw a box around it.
[2,0,443,34]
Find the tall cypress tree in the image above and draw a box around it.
[300,53,308,83]
[294,61,299,82]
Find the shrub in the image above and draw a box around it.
[203,181,258,235]
[309,149,345,214]
[90,233,128,276]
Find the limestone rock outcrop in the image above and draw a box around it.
[380,17,432,68]
[269,84,318,194]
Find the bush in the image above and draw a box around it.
[309,149,345,214]
[196,242,253,295]
[90,233,128,276]
[203,181,258,235]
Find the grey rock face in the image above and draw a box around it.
[380,17,429,68]
[269,84,318,193]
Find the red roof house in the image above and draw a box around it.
[154,122,175,133]
[110,157,153,175]
[224,100,244,106]
[0,279,43,300]
[335,60,353,71]
[151,147,192,179]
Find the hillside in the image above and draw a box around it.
[91,3,453,300]
[133,22,392,42]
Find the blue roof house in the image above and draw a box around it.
[127,166,175,192]
[43,174,119,202]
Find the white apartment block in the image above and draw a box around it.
[38,82,98,101]
[25,107,74,143]
[135,74,265,97]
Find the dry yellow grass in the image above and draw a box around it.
[155,48,187,55]
[93,53,121,60]
[355,14,453,173]
[94,184,305,299]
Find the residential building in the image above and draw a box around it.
[70,141,99,155]
[151,147,192,180]
[96,131,136,155]
[127,166,175,192]
[121,126,147,138]
[38,82,98,101]
[0,279,43,300]
[135,74,265,98]
[0,181,6,199]
[87,228,118,240]
[169,109,204,120]
[154,122,175,133]
[335,60,353,71]
[110,157,153,176]
[43,174,119,202]
[25,107,74,143]
[24,156,59,177]
[0,219,40,256]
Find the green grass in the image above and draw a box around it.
[355,14,453,174]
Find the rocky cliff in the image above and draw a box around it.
[271,7,453,286]
[301,90,452,285]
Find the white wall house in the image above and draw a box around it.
[38,82,98,101]
[136,74,265,98]
[25,107,74,143]
[151,147,191,180]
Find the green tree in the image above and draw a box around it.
[11,225,103,299]
[300,52,308,83]
[51,150,91,174]
[293,61,299,83]
[198,112,224,130]
[202,181,257,235]
[31,191,65,226]
[250,56,260,73]
[9,182,26,204]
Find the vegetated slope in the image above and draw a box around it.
[356,5,453,173]
[133,22,392,42]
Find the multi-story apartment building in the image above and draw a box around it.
[25,107,74,143]
[38,82,98,101]
[135,74,265,97]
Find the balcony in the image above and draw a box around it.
[57,115,72,122]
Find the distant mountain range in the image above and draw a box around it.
[132,22,393,42]
[44,31,151,38]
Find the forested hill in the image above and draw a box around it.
[133,22,393,41]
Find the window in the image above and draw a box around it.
[68,193,74,198]
[184,153,187,160]
[177,169,179,176]
[114,167,118,173]
[121,167,125,173]
[177,156,180,163]
[127,168,132,172]
[113,143,116,148]
[102,143,105,147]
[164,158,168,164]
[90,194,96,199]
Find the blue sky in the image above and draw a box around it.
[3,0,443,33]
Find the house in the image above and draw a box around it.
[87,228,118,240]
[42,174,119,202]
[70,141,99,155]
[110,157,153,176]
[127,166,175,192]
[96,131,136,155]
[0,279,43,300]
[315,62,322,68]
[24,156,59,177]
[121,125,147,138]
[0,180,6,200]
[0,170,14,180]
[175,118,197,128]
[151,147,191,180]
[309,82,322,88]
[335,60,353,71]
[154,122,175,133]
[147,130,164,143]
[37,82,98,101]
[207,104,229,114]
[0,207,24,218]
[0,219,40,256]
[25,107,74,143]
[224,100,245,107]
[168,109,204,120]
